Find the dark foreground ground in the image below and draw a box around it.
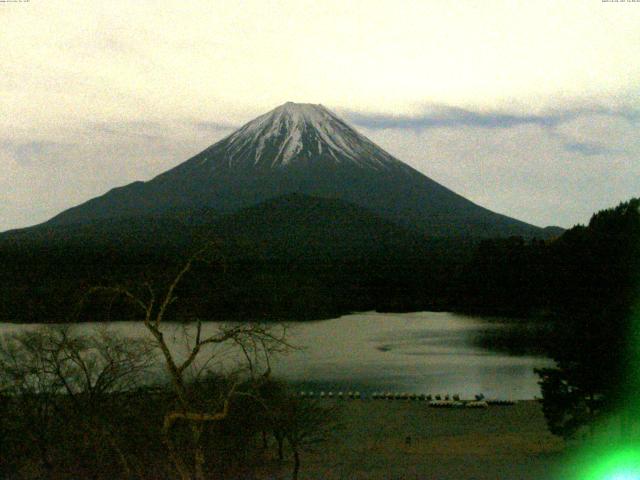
[261,400,566,480]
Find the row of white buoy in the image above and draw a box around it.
[428,400,489,408]
[295,391,516,407]
[429,400,516,408]
[296,391,462,400]
[371,393,464,401]
[372,392,427,400]
[297,391,364,399]
[485,399,516,406]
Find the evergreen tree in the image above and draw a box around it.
[537,198,640,438]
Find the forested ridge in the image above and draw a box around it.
[0,195,637,331]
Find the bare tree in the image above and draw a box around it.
[0,328,62,478]
[279,396,337,480]
[84,246,292,480]
[0,325,156,479]
[253,379,338,480]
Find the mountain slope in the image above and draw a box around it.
[205,193,430,261]
[1,194,428,262]
[42,102,547,238]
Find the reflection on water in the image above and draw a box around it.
[0,311,552,399]
[279,311,552,399]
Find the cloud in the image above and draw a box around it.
[563,141,616,157]
[553,109,640,156]
[1,141,73,167]
[348,104,638,171]
[344,105,640,132]
[92,121,166,140]
[193,121,237,133]
[344,107,561,131]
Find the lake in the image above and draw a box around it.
[0,311,552,399]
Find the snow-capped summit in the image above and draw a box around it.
[191,102,404,171]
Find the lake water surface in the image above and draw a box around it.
[0,311,552,399]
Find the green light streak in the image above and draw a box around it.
[561,444,640,480]
[581,447,640,480]
[563,304,640,479]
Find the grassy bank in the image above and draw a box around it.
[261,399,566,480]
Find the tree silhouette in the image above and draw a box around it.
[537,198,640,439]
[83,245,292,480]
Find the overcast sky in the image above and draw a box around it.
[1,0,639,231]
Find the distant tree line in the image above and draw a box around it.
[457,198,639,317]
[0,217,472,324]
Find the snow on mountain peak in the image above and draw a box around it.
[197,102,404,171]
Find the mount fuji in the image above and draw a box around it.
[42,102,547,237]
